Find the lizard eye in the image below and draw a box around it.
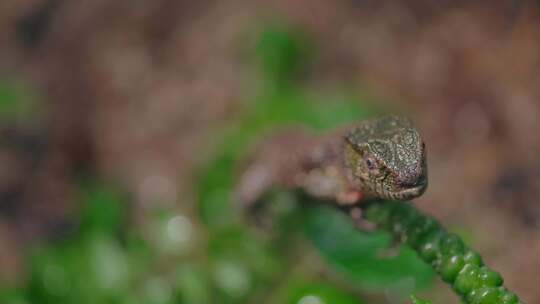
[365,157,377,170]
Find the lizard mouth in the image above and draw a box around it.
[389,180,427,201]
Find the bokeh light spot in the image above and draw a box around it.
[298,295,325,304]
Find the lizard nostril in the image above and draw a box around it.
[398,173,426,188]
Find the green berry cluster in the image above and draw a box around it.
[363,201,522,304]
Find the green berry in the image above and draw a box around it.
[439,254,465,283]
[391,205,419,237]
[468,287,499,304]
[499,288,519,304]
[478,267,503,287]
[392,221,408,240]
[363,202,521,304]
[407,217,439,249]
[390,203,416,222]
[418,230,444,262]
[454,264,480,294]
[440,234,465,255]
[364,203,391,225]
[463,250,483,267]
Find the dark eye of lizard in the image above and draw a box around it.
[365,157,377,170]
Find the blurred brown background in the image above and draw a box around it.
[1,1,540,302]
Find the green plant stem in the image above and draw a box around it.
[357,200,522,304]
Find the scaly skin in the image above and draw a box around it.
[237,115,427,207]
[342,115,427,201]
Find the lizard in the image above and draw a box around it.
[236,115,427,210]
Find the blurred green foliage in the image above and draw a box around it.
[278,280,363,304]
[1,182,210,304]
[0,26,439,304]
[410,294,432,304]
[0,82,23,115]
[256,25,311,84]
[0,80,35,123]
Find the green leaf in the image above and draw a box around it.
[305,206,434,292]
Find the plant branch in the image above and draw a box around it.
[355,200,523,304]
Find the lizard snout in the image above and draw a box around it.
[397,172,427,188]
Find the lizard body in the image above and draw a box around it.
[237,115,427,207]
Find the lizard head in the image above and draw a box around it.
[344,115,427,201]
